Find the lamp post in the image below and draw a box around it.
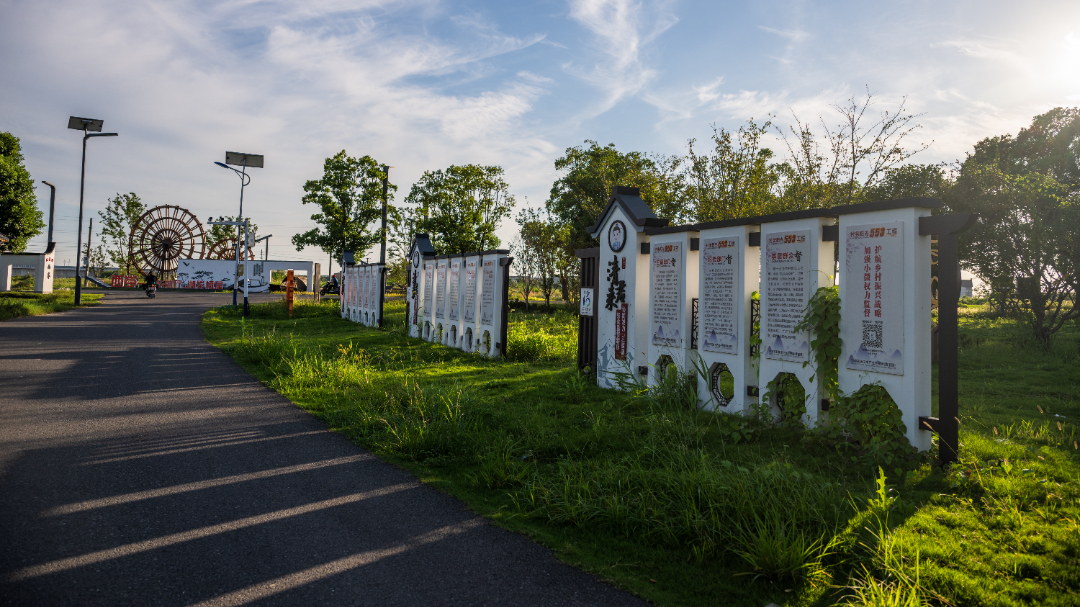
[254,234,272,260]
[380,165,392,265]
[68,117,117,305]
[208,217,251,315]
[41,181,56,244]
[215,152,263,307]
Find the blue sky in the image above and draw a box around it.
[3,0,1079,269]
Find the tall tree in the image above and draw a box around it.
[686,118,782,222]
[292,151,395,264]
[97,192,146,275]
[515,207,561,308]
[404,164,514,254]
[0,132,44,252]
[946,108,1080,347]
[776,90,930,210]
[545,141,687,250]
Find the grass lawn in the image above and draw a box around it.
[202,298,1080,606]
[0,290,104,321]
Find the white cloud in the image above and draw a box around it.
[564,0,677,114]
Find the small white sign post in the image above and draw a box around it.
[696,224,758,412]
[838,205,934,450]
[758,216,836,426]
[646,230,699,390]
[461,254,480,352]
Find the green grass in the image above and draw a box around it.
[202,299,1080,606]
[0,290,104,321]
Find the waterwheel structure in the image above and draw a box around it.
[128,205,207,277]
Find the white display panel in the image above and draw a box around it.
[650,242,683,347]
[700,236,739,355]
[449,260,461,320]
[763,230,811,363]
[480,258,496,326]
[464,259,477,323]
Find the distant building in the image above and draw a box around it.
[960,279,973,298]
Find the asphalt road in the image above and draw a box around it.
[0,290,647,607]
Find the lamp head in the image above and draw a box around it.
[214,162,229,169]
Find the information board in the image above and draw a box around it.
[436,262,446,317]
[423,261,434,316]
[480,259,495,325]
[449,260,460,320]
[844,222,904,375]
[650,242,683,347]
[700,236,739,354]
[464,260,477,322]
[764,230,810,362]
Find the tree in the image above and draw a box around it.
[208,215,259,254]
[545,141,687,250]
[946,108,1080,347]
[98,192,146,275]
[510,236,539,309]
[686,118,782,222]
[404,164,514,254]
[515,207,562,308]
[0,132,44,252]
[776,90,930,210]
[292,151,395,265]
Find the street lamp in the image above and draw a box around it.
[380,165,393,265]
[215,152,263,306]
[41,181,56,244]
[68,117,117,305]
[254,234,272,260]
[208,217,252,315]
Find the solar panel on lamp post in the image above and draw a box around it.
[68,117,117,305]
[215,152,262,307]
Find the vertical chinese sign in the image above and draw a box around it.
[614,304,627,360]
[448,260,460,320]
[480,259,495,325]
[650,242,682,347]
[700,236,739,354]
[464,260,477,322]
[423,262,434,317]
[844,222,904,375]
[764,230,810,362]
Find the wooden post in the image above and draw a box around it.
[286,269,295,317]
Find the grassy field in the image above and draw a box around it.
[0,290,104,321]
[202,298,1080,606]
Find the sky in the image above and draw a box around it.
[3,0,1079,271]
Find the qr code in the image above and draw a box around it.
[862,320,883,349]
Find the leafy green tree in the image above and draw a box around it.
[686,118,782,221]
[292,151,394,265]
[0,132,44,252]
[545,141,687,250]
[208,216,259,255]
[859,163,948,201]
[404,164,513,254]
[946,108,1080,347]
[515,207,562,307]
[97,192,146,274]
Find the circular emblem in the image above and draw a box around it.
[608,220,627,253]
[413,250,420,269]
